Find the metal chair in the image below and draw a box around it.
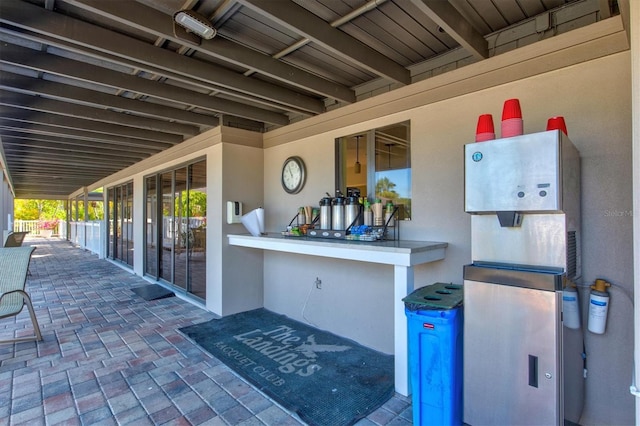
[4,231,29,247]
[0,246,42,343]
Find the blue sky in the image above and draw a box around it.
[376,168,411,198]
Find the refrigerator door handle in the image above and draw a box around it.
[529,355,538,388]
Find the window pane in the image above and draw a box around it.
[173,167,188,290]
[145,176,157,277]
[374,123,411,219]
[160,172,173,282]
[107,188,114,258]
[337,121,411,220]
[188,160,206,301]
[125,182,134,267]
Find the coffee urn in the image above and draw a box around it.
[345,196,361,229]
[319,197,332,230]
[332,195,345,230]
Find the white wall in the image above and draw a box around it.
[261,52,634,425]
[218,142,264,316]
[629,0,640,421]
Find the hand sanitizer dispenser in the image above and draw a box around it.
[227,201,243,224]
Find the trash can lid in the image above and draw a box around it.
[403,282,463,310]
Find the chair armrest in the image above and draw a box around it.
[0,289,29,301]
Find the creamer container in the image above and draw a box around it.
[385,202,395,227]
[363,201,372,226]
[373,199,383,226]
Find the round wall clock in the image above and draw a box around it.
[281,156,306,194]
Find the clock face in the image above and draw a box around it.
[281,156,305,194]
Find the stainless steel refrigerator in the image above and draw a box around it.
[463,130,585,425]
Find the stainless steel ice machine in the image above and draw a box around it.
[463,131,584,425]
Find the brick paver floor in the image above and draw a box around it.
[0,237,412,425]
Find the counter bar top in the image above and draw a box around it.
[228,232,448,396]
[227,233,447,267]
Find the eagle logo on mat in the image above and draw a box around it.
[293,335,350,358]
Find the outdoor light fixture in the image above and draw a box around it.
[173,9,216,40]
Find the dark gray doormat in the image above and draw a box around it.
[179,308,394,426]
[131,284,175,301]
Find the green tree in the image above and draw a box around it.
[375,177,399,200]
[176,190,207,218]
[14,199,66,221]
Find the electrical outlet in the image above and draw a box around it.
[315,277,322,289]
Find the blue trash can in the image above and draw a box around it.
[403,283,463,426]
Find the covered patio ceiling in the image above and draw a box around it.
[0,0,623,199]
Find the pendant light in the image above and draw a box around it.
[354,136,362,174]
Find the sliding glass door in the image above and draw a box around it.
[106,181,134,267]
[144,159,206,302]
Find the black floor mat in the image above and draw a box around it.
[180,308,394,426]
[131,284,175,301]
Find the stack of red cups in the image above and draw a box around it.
[546,116,568,136]
[501,98,523,138]
[475,114,495,142]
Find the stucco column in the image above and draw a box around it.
[631,0,640,421]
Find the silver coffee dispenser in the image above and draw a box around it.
[332,195,345,230]
[345,196,361,229]
[319,197,332,230]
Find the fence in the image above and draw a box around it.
[13,220,40,234]
[15,217,201,257]
[14,219,104,258]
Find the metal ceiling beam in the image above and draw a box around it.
[11,180,103,188]
[62,0,356,104]
[0,0,324,115]
[9,168,114,179]
[407,0,488,60]
[0,72,219,128]
[0,122,173,150]
[236,0,411,85]
[0,131,160,156]
[4,155,124,171]
[0,90,199,136]
[0,107,182,143]
[1,138,149,160]
[10,176,105,185]
[3,147,140,166]
[10,172,110,182]
[0,43,289,126]
[598,0,611,19]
